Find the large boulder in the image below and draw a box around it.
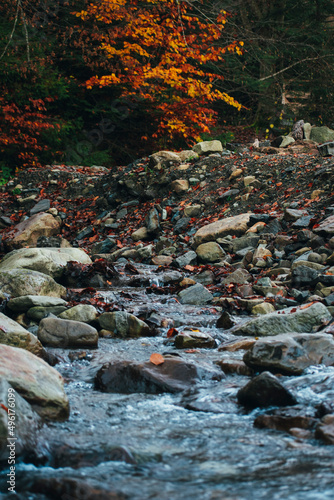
[0,312,44,356]
[38,317,99,348]
[230,302,331,337]
[58,304,98,323]
[7,295,67,312]
[194,213,252,246]
[0,379,42,462]
[0,345,69,419]
[0,269,66,299]
[95,357,224,394]
[310,126,334,143]
[3,212,61,251]
[0,247,92,279]
[244,333,334,375]
[98,311,150,338]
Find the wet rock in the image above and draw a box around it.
[0,312,44,356]
[230,302,331,337]
[216,359,253,376]
[137,244,154,260]
[193,269,215,285]
[98,311,150,338]
[178,283,213,305]
[284,208,308,222]
[218,337,256,352]
[58,304,98,323]
[315,415,334,444]
[179,387,230,413]
[0,379,42,462]
[95,357,224,394]
[244,332,334,375]
[237,372,297,408]
[216,311,236,329]
[151,255,173,266]
[194,213,253,246]
[196,241,225,263]
[192,140,223,154]
[254,409,316,432]
[4,212,61,251]
[38,317,98,348]
[0,344,69,419]
[20,476,125,500]
[174,330,216,349]
[0,269,66,299]
[7,295,67,312]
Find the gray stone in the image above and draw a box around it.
[58,304,98,323]
[196,241,225,263]
[314,215,334,236]
[310,126,334,143]
[174,331,216,349]
[220,268,251,286]
[98,311,150,338]
[178,283,213,305]
[317,141,334,157]
[0,269,66,299]
[0,312,44,356]
[194,213,253,246]
[230,302,331,337]
[0,247,91,279]
[7,295,67,312]
[38,317,98,348]
[30,199,51,216]
[291,265,319,287]
[0,379,42,461]
[0,344,69,419]
[174,250,197,268]
[244,332,334,375]
[145,208,160,234]
[192,140,223,154]
[27,306,68,321]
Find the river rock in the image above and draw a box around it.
[0,269,66,299]
[314,215,334,236]
[131,227,149,241]
[315,414,334,444]
[0,247,92,279]
[237,372,297,408]
[178,283,212,305]
[174,250,197,268]
[4,212,61,251]
[0,312,44,356]
[194,213,252,246]
[174,331,216,349]
[195,242,225,263]
[98,311,150,338]
[192,140,223,154]
[27,306,68,321]
[0,344,69,419]
[38,317,98,348]
[145,208,160,235]
[7,295,67,312]
[310,126,334,143]
[0,379,42,462]
[254,407,317,432]
[216,359,253,376]
[291,265,320,287]
[220,268,252,285]
[58,304,98,323]
[95,357,224,394]
[230,302,331,337]
[171,179,189,194]
[244,332,334,375]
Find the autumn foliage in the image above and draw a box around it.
[75,0,243,144]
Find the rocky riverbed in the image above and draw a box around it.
[1,137,334,499]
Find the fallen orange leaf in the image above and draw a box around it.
[150,353,165,365]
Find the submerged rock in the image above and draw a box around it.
[95,357,224,394]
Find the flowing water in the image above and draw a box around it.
[1,264,334,499]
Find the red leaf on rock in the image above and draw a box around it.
[167,327,178,338]
[150,353,165,365]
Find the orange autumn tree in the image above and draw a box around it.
[75,0,244,145]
